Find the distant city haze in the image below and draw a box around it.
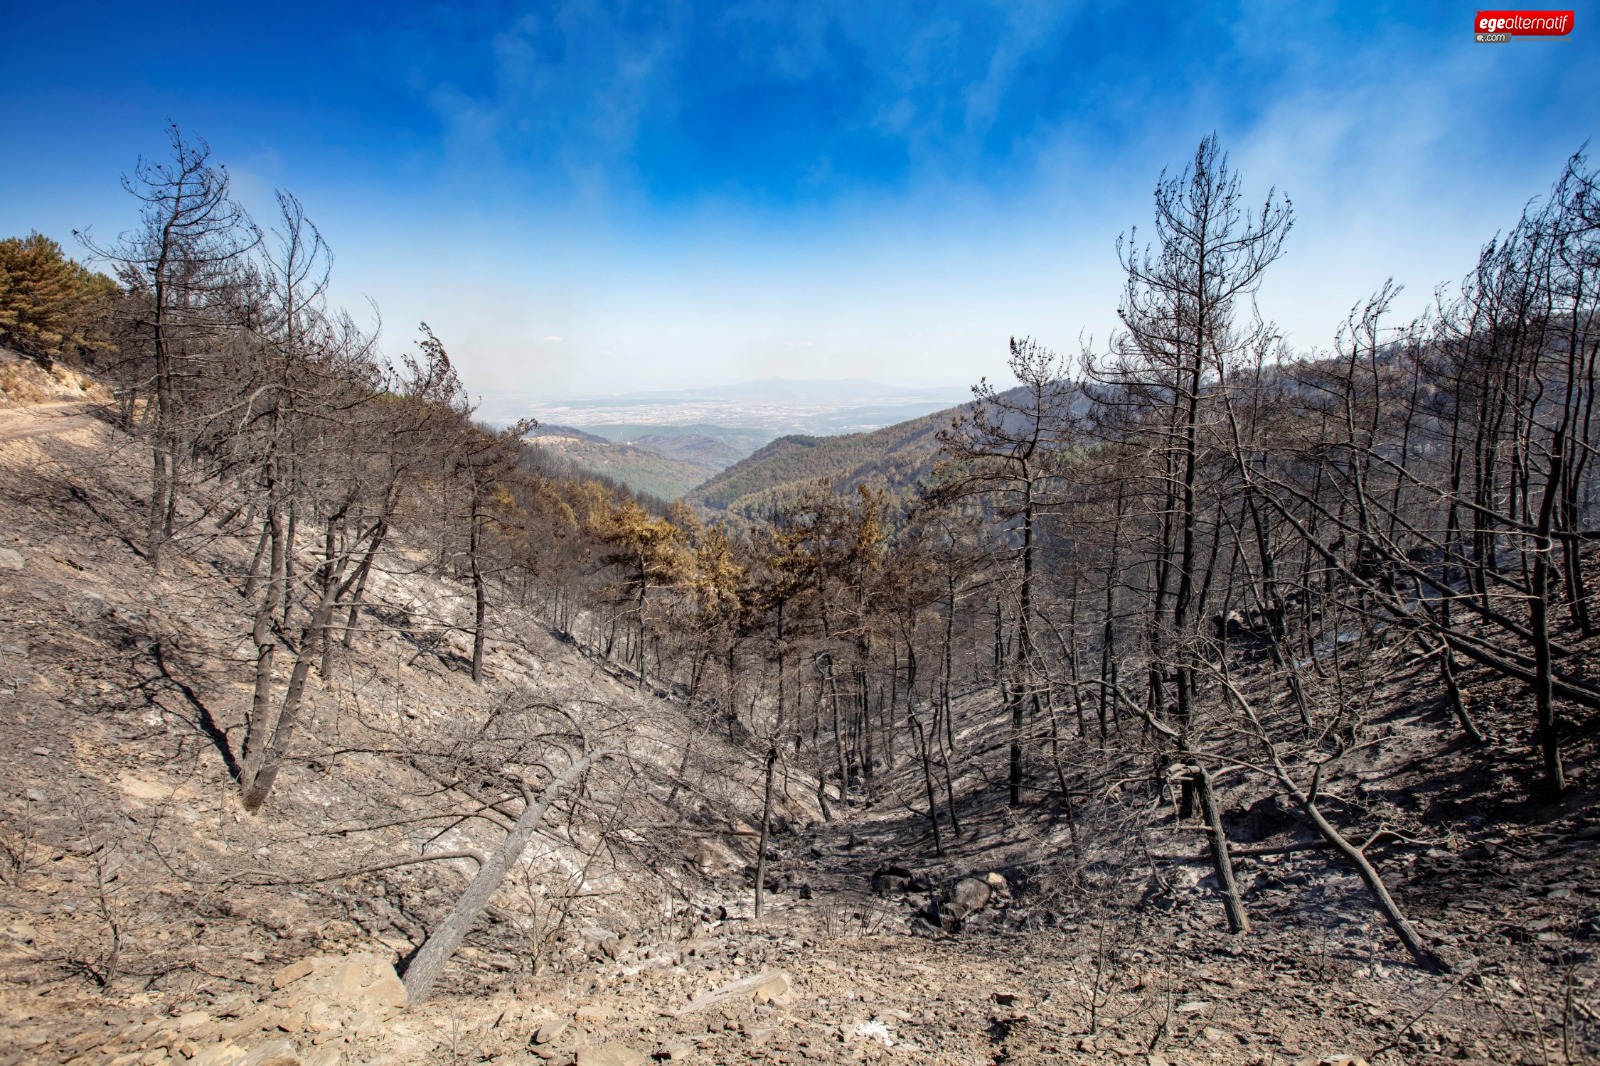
[496,378,971,435]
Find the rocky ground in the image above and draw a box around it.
[0,387,1596,1064]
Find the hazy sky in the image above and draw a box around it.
[3,2,1596,403]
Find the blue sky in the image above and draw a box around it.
[2,2,1596,407]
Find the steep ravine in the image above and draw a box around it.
[0,395,1596,1065]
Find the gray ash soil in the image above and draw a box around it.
[0,402,1596,1065]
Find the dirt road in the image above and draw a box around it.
[0,401,99,442]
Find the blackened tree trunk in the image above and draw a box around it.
[1191,763,1248,934]
[403,749,610,1004]
[754,744,778,920]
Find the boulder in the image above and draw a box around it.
[687,838,739,875]
[752,972,792,1005]
[532,1018,568,1045]
[926,876,994,931]
[320,953,406,1015]
[575,1042,646,1066]
[240,1041,301,1066]
[271,1008,307,1033]
[653,1040,695,1061]
[264,953,407,1025]
[302,1002,343,1033]
[271,960,316,990]
[741,865,787,893]
[870,864,913,895]
[673,971,793,1016]
[948,876,991,913]
[219,1009,276,1041]
[190,1044,246,1066]
[576,926,621,960]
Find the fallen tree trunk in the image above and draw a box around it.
[1190,763,1250,935]
[1288,783,1449,974]
[1215,672,1449,973]
[402,747,612,1005]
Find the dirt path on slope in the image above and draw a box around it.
[0,401,100,442]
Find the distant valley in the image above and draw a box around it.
[515,378,971,502]
[581,423,774,464]
[522,425,739,502]
[684,407,955,520]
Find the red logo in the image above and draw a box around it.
[1474,10,1575,35]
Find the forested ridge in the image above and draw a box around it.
[2,128,1598,1062]
[522,424,735,503]
[684,402,961,520]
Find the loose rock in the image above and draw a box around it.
[575,1042,647,1066]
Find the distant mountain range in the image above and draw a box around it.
[516,378,970,437]
[523,383,1039,512]
[548,377,967,406]
[580,423,774,461]
[684,407,958,521]
[507,378,977,502]
[682,384,1045,520]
